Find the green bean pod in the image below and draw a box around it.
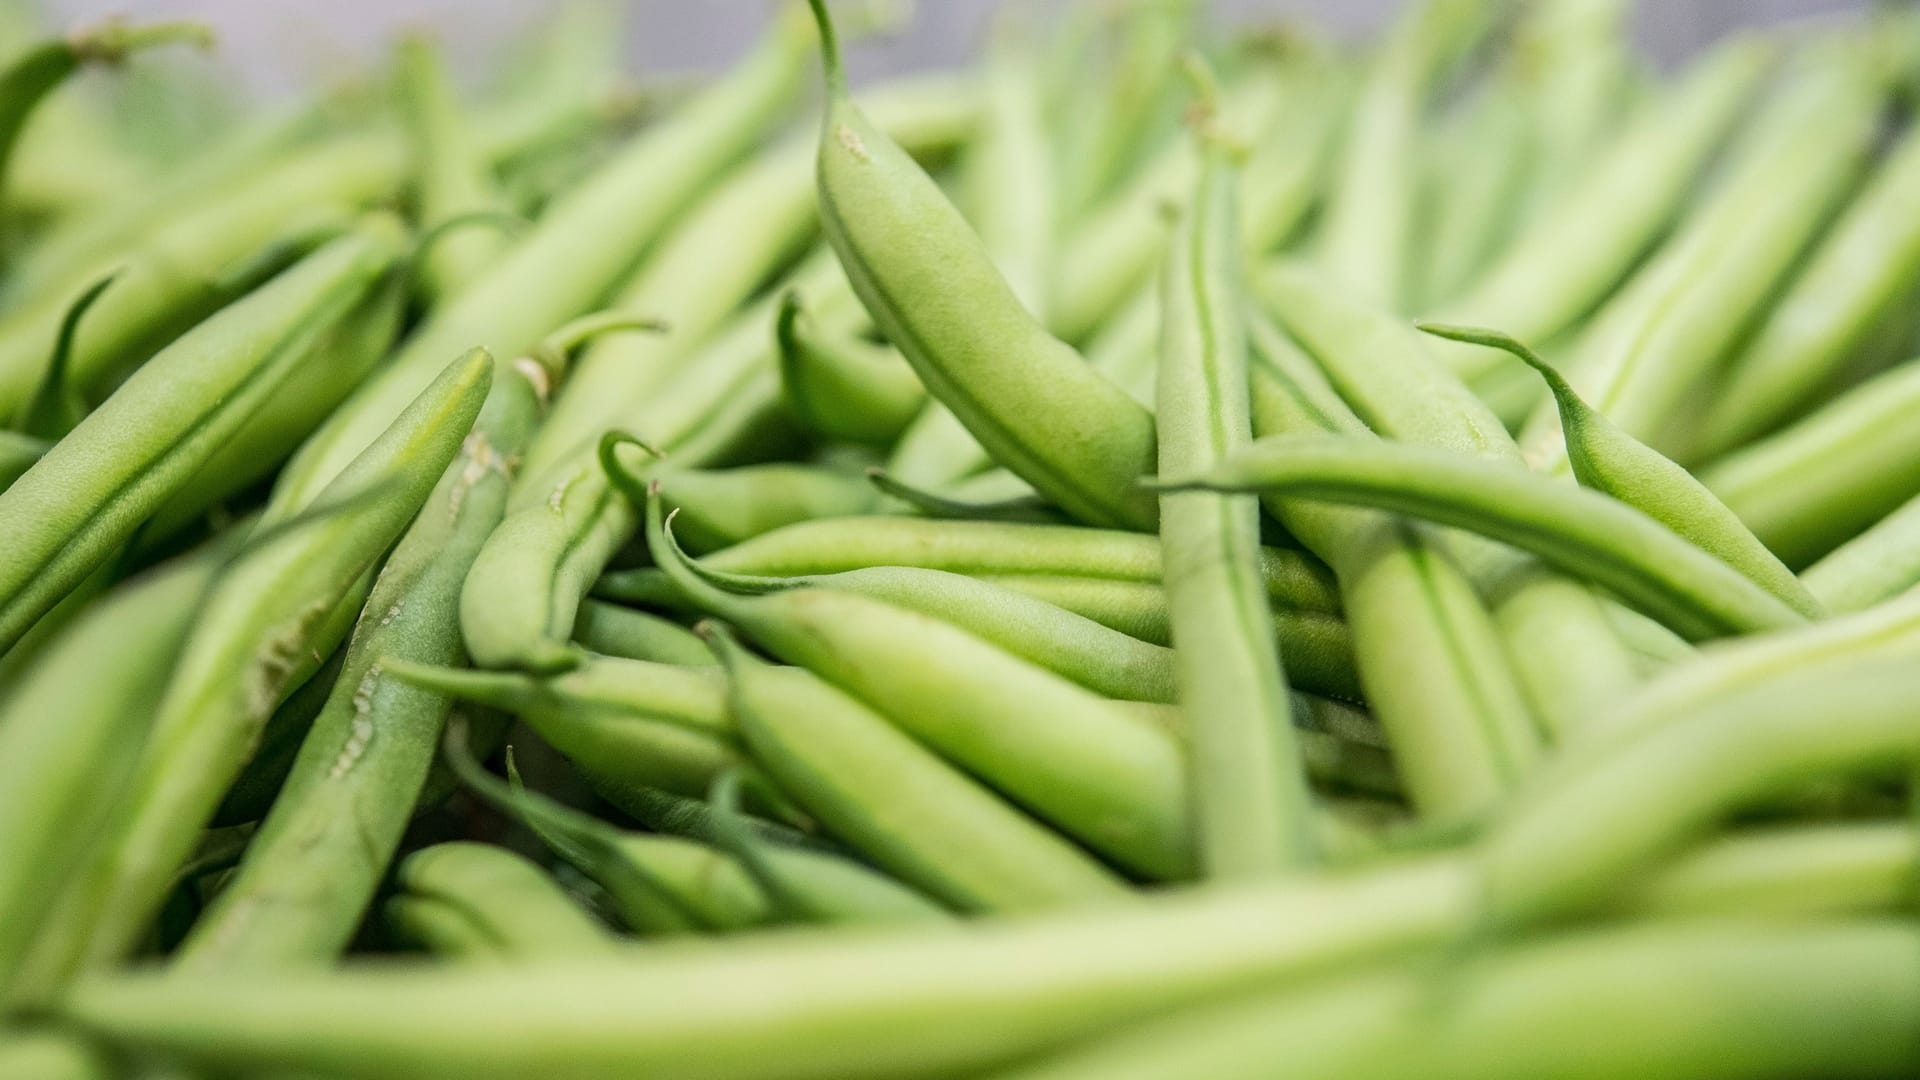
[1693,107,1920,454]
[809,0,1159,530]
[0,19,211,242]
[1701,358,1920,568]
[1246,316,1539,811]
[1422,322,1821,618]
[573,599,712,665]
[277,8,816,510]
[647,488,1193,880]
[383,655,739,803]
[1166,435,1809,641]
[57,816,1920,1080]
[1527,46,1885,464]
[0,221,405,654]
[1154,80,1316,875]
[1481,656,1920,931]
[1314,0,1500,308]
[0,551,214,1006]
[1803,492,1920,613]
[1423,36,1771,388]
[26,348,490,984]
[775,290,924,444]
[397,34,513,302]
[711,629,1128,911]
[176,334,589,970]
[386,842,618,961]
[656,460,887,554]
[986,922,1920,1080]
[598,514,1340,614]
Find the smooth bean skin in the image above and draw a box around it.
[573,599,712,665]
[1701,358,1920,569]
[56,824,1915,1080]
[986,923,1920,1080]
[1245,317,1535,816]
[0,223,403,653]
[597,514,1341,615]
[274,9,815,511]
[1481,657,1920,932]
[1422,322,1820,618]
[1154,97,1316,875]
[383,656,738,803]
[387,842,617,961]
[397,33,512,302]
[1172,435,1809,641]
[24,349,491,987]
[775,290,924,444]
[0,553,213,1006]
[1803,491,1920,613]
[714,631,1129,911]
[1526,48,1885,465]
[656,462,885,554]
[810,0,1160,530]
[1423,37,1771,388]
[648,491,1194,880]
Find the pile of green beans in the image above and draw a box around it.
[4,1,1920,1076]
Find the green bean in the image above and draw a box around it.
[22,348,490,987]
[1700,357,1920,568]
[0,551,213,1006]
[207,646,347,828]
[1609,821,1919,918]
[1802,492,1920,613]
[775,290,923,445]
[397,33,512,303]
[1154,70,1315,874]
[597,514,1341,615]
[1507,0,1636,221]
[1054,0,1195,221]
[1410,79,1531,312]
[985,922,1920,1080]
[966,25,1057,326]
[1421,322,1821,618]
[143,275,406,545]
[1480,655,1920,931]
[708,625,1127,911]
[1244,318,1535,815]
[1423,36,1770,388]
[14,269,113,438]
[656,461,886,554]
[384,655,739,803]
[459,251,852,673]
[1164,435,1809,641]
[174,316,629,969]
[273,10,816,511]
[61,824,1918,1080]
[1697,133,1920,452]
[647,486,1192,880]
[1261,265,1644,736]
[0,140,400,419]
[386,842,617,961]
[865,467,1065,525]
[809,0,1159,531]
[1047,54,1285,346]
[0,19,211,244]
[1314,0,1500,308]
[0,221,403,654]
[1525,46,1885,465]
[450,735,946,931]
[521,75,978,488]
[573,599,712,665]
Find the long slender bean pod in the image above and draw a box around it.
[809,0,1159,530]
[386,842,618,961]
[0,221,404,653]
[1155,74,1315,874]
[775,290,923,445]
[1803,492,1920,613]
[397,34,512,302]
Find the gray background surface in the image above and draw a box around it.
[33,1,1873,97]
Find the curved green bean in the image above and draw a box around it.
[775,289,924,444]
[1163,434,1808,640]
[573,599,712,665]
[387,842,617,961]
